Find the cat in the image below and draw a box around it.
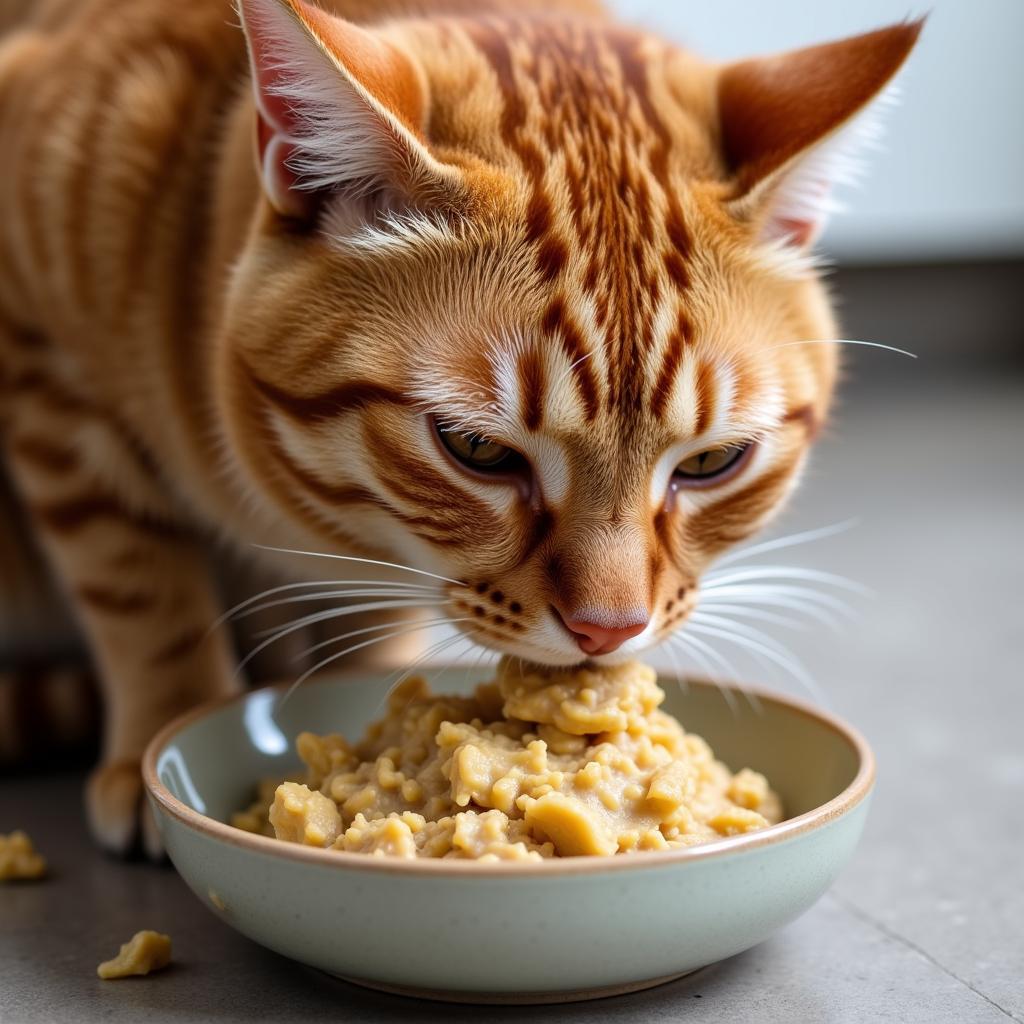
[0,0,920,856]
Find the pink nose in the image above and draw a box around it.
[553,607,648,656]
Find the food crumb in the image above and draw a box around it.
[208,888,226,911]
[238,659,782,860]
[0,830,47,881]
[97,931,172,980]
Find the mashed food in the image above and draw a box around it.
[0,831,47,881]
[96,930,172,979]
[232,660,781,860]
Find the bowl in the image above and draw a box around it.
[142,669,874,1004]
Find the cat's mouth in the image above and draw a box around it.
[450,590,661,669]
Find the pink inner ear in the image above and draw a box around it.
[770,217,816,249]
[256,122,313,220]
[245,7,317,219]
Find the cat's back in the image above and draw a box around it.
[0,0,246,335]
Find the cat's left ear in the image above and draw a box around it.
[718,19,924,249]
[237,0,462,222]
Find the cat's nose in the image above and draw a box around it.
[552,606,648,655]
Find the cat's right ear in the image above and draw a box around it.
[237,0,462,222]
[717,20,923,250]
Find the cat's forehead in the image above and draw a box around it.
[391,17,794,445]
[411,16,722,178]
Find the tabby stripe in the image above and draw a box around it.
[18,79,65,282]
[694,360,717,435]
[563,149,589,246]
[267,433,393,513]
[8,329,48,352]
[247,367,410,424]
[234,360,384,552]
[373,440,494,534]
[782,403,818,436]
[468,26,568,282]
[77,583,158,614]
[687,461,798,550]
[609,29,671,186]
[149,626,206,666]
[652,507,678,567]
[10,370,91,416]
[517,347,546,431]
[66,69,118,314]
[541,298,599,420]
[649,321,686,420]
[730,361,760,417]
[34,494,184,539]
[520,506,556,564]
[116,82,199,320]
[10,436,78,474]
[9,372,159,482]
[526,191,568,282]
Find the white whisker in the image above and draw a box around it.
[251,598,434,641]
[297,616,460,661]
[667,634,741,714]
[686,622,826,707]
[280,617,475,706]
[370,631,486,721]
[714,519,860,568]
[462,643,498,693]
[703,566,869,594]
[698,594,844,630]
[555,351,593,388]
[698,584,856,619]
[423,635,483,692]
[767,338,917,359]
[235,598,432,679]
[254,544,464,586]
[210,577,440,634]
[235,586,441,621]
[659,636,689,695]
[691,607,805,632]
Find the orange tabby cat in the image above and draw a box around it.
[0,0,920,854]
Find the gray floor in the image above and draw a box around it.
[3,368,1023,1022]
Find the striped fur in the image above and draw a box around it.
[0,0,918,851]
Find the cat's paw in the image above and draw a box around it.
[86,759,165,861]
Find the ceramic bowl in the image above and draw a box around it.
[142,669,874,1004]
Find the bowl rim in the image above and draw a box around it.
[142,669,875,878]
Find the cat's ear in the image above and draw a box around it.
[237,0,461,221]
[717,20,924,249]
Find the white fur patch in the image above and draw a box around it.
[757,81,901,272]
[240,0,407,194]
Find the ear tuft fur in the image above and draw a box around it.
[237,0,460,223]
[719,19,924,251]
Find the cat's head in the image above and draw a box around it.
[220,0,920,666]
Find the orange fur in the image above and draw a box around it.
[0,0,919,852]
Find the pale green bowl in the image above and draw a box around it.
[142,670,874,1004]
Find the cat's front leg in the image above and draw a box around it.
[3,381,238,857]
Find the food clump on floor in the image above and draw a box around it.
[97,931,172,980]
[0,830,47,881]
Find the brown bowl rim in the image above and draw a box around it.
[142,669,875,878]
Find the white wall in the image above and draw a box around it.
[608,0,1024,263]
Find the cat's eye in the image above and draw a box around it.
[673,443,753,487]
[434,421,528,477]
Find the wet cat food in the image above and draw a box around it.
[0,831,47,881]
[97,931,172,979]
[232,660,781,860]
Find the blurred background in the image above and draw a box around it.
[4,4,1022,1021]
